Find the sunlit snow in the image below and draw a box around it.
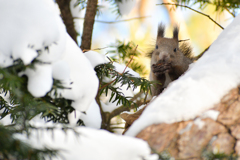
[0,0,98,112]
[56,34,99,112]
[20,125,158,160]
[0,0,64,67]
[68,100,102,129]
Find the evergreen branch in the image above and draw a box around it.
[108,92,150,120]
[0,61,76,125]
[0,124,59,160]
[107,40,147,75]
[73,16,151,23]
[158,3,224,30]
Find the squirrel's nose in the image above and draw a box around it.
[161,54,170,63]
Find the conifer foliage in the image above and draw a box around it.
[0,53,76,159]
[95,40,155,131]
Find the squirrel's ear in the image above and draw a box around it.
[157,23,165,38]
[173,26,179,41]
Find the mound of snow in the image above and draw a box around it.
[16,116,158,160]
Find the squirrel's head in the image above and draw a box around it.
[151,23,181,65]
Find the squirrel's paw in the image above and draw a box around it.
[152,62,171,76]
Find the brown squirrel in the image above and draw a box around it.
[149,23,193,96]
[121,24,201,134]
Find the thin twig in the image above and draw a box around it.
[122,45,138,74]
[92,46,109,50]
[110,127,125,130]
[109,95,150,120]
[193,45,210,61]
[158,3,224,30]
[111,122,125,125]
[224,7,235,17]
[98,79,115,91]
[73,16,151,24]
[178,39,190,42]
[83,46,109,52]
[98,61,131,91]
[144,91,148,103]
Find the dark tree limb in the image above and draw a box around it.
[56,0,78,43]
[158,3,224,30]
[80,0,98,51]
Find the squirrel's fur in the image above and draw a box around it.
[149,23,193,96]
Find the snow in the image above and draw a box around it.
[194,118,205,130]
[179,122,193,135]
[201,110,220,121]
[14,116,157,160]
[56,35,99,112]
[52,60,70,80]
[24,64,53,97]
[0,0,66,97]
[84,50,140,78]
[84,51,140,113]
[69,0,83,35]
[125,14,240,137]
[101,83,137,113]
[0,0,98,112]
[80,100,102,128]
[0,0,64,67]
[84,51,109,67]
[68,100,102,129]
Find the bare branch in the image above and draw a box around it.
[56,0,78,43]
[122,45,138,74]
[193,45,210,61]
[178,39,190,42]
[224,7,235,17]
[158,3,224,30]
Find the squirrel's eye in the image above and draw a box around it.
[174,48,177,52]
[156,45,158,49]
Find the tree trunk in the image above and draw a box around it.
[80,0,98,51]
[56,0,78,43]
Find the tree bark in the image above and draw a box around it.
[80,0,98,51]
[56,0,78,43]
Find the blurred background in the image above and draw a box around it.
[71,0,237,78]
